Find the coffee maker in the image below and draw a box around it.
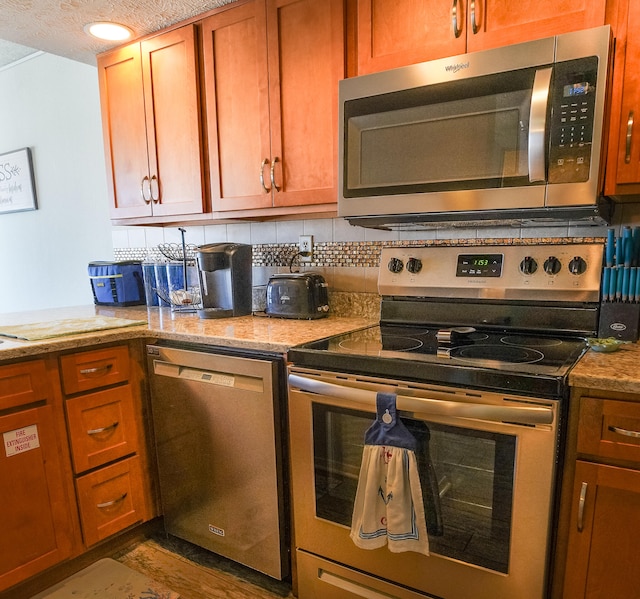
[196,243,252,319]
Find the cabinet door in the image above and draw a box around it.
[563,460,640,599]
[356,0,465,75]
[267,0,345,207]
[202,1,273,212]
[97,44,152,219]
[466,0,607,53]
[611,1,640,189]
[0,406,75,591]
[140,25,206,217]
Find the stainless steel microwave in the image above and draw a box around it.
[338,26,614,229]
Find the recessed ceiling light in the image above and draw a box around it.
[84,22,133,42]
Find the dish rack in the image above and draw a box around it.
[154,229,202,312]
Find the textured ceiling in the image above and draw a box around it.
[0,0,238,69]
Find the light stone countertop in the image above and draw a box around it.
[2,303,637,397]
[569,341,640,395]
[0,304,376,360]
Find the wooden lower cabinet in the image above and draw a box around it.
[555,390,640,598]
[75,455,148,547]
[0,342,156,594]
[562,461,640,598]
[0,362,77,592]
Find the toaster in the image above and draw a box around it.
[265,273,329,319]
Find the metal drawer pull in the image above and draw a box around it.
[451,0,462,38]
[270,156,280,192]
[608,424,640,439]
[626,111,634,163]
[577,482,588,532]
[87,421,119,436]
[289,374,554,425]
[97,492,127,509]
[470,0,480,34]
[260,158,271,193]
[79,364,113,376]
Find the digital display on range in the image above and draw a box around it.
[456,254,503,277]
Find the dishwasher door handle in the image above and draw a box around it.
[289,373,554,425]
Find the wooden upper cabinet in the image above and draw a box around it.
[465,0,607,53]
[356,0,466,74]
[605,0,640,196]
[97,24,206,220]
[202,0,345,213]
[356,0,607,75]
[201,1,272,212]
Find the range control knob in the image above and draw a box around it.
[544,256,562,275]
[568,256,587,275]
[519,256,538,275]
[406,257,423,274]
[388,257,404,273]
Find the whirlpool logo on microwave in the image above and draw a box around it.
[445,61,470,74]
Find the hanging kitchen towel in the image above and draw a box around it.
[350,392,430,556]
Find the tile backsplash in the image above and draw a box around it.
[112,206,640,293]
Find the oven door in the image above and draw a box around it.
[288,368,561,599]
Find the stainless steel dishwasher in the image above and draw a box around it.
[146,342,289,580]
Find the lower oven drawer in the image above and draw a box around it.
[296,549,432,599]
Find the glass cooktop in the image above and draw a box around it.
[288,324,588,399]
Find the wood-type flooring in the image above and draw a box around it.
[113,535,294,599]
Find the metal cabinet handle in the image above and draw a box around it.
[451,0,463,38]
[270,156,280,192]
[150,174,160,203]
[625,111,634,164]
[577,481,588,532]
[608,424,640,438]
[97,492,127,509]
[79,364,113,376]
[87,421,119,436]
[260,158,271,193]
[141,176,151,204]
[470,0,480,34]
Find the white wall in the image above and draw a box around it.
[0,53,113,314]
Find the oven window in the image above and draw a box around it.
[312,404,515,573]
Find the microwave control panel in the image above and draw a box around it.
[548,57,599,185]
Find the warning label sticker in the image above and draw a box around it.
[3,424,40,457]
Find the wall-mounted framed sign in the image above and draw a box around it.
[0,147,37,215]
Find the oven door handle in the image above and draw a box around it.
[289,374,554,425]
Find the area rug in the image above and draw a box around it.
[30,558,180,599]
[0,316,147,341]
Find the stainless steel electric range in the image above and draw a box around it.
[287,243,602,599]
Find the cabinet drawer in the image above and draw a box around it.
[578,397,640,464]
[60,345,130,394]
[66,386,139,473]
[75,455,146,546]
[0,360,49,411]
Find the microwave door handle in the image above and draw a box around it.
[528,67,553,183]
[288,374,553,425]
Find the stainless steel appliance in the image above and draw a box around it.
[196,243,252,319]
[339,26,613,229]
[266,273,330,319]
[147,343,289,580]
[287,243,602,599]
